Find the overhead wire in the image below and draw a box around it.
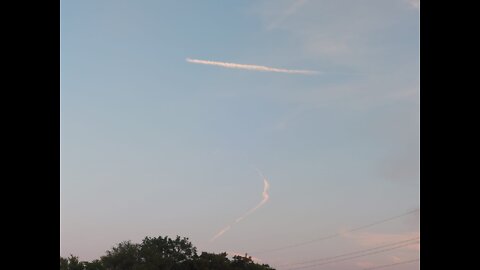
[362,258,420,270]
[253,208,419,255]
[277,236,420,267]
[285,240,419,270]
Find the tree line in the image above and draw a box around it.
[60,235,275,270]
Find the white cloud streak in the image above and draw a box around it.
[186,58,319,75]
[210,172,270,242]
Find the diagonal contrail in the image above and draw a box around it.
[186,58,320,75]
[210,172,270,242]
[234,178,269,223]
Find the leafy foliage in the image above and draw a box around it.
[61,235,275,270]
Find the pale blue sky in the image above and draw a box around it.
[61,1,419,269]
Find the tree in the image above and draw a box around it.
[137,235,197,270]
[60,256,69,270]
[84,259,105,270]
[231,254,275,270]
[194,252,231,270]
[101,241,140,270]
[59,255,88,270]
[62,235,276,270]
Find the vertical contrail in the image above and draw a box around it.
[210,172,270,242]
[235,177,269,223]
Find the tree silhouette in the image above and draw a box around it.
[101,241,140,270]
[60,255,91,270]
[61,235,275,270]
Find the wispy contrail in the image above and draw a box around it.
[235,178,269,223]
[186,58,319,75]
[211,225,232,242]
[210,172,270,242]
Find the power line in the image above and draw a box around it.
[285,241,419,270]
[277,237,420,267]
[253,208,419,254]
[362,258,419,270]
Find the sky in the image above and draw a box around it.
[60,1,420,269]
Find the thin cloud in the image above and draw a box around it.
[210,225,231,242]
[186,58,319,75]
[210,172,271,242]
[390,256,402,263]
[356,261,376,268]
[266,0,309,30]
[341,231,420,251]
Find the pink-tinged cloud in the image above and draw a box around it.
[390,256,402,263]
[342,231,420,251]
[408,0,420,9]
[186,58,320,75]
[356,261,376,268]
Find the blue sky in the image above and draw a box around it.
[61,1,419,269]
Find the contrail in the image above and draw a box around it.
[211,225,231,242]
[210,172,270,242]
[186,58,319,75]
[235,178,269,223]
